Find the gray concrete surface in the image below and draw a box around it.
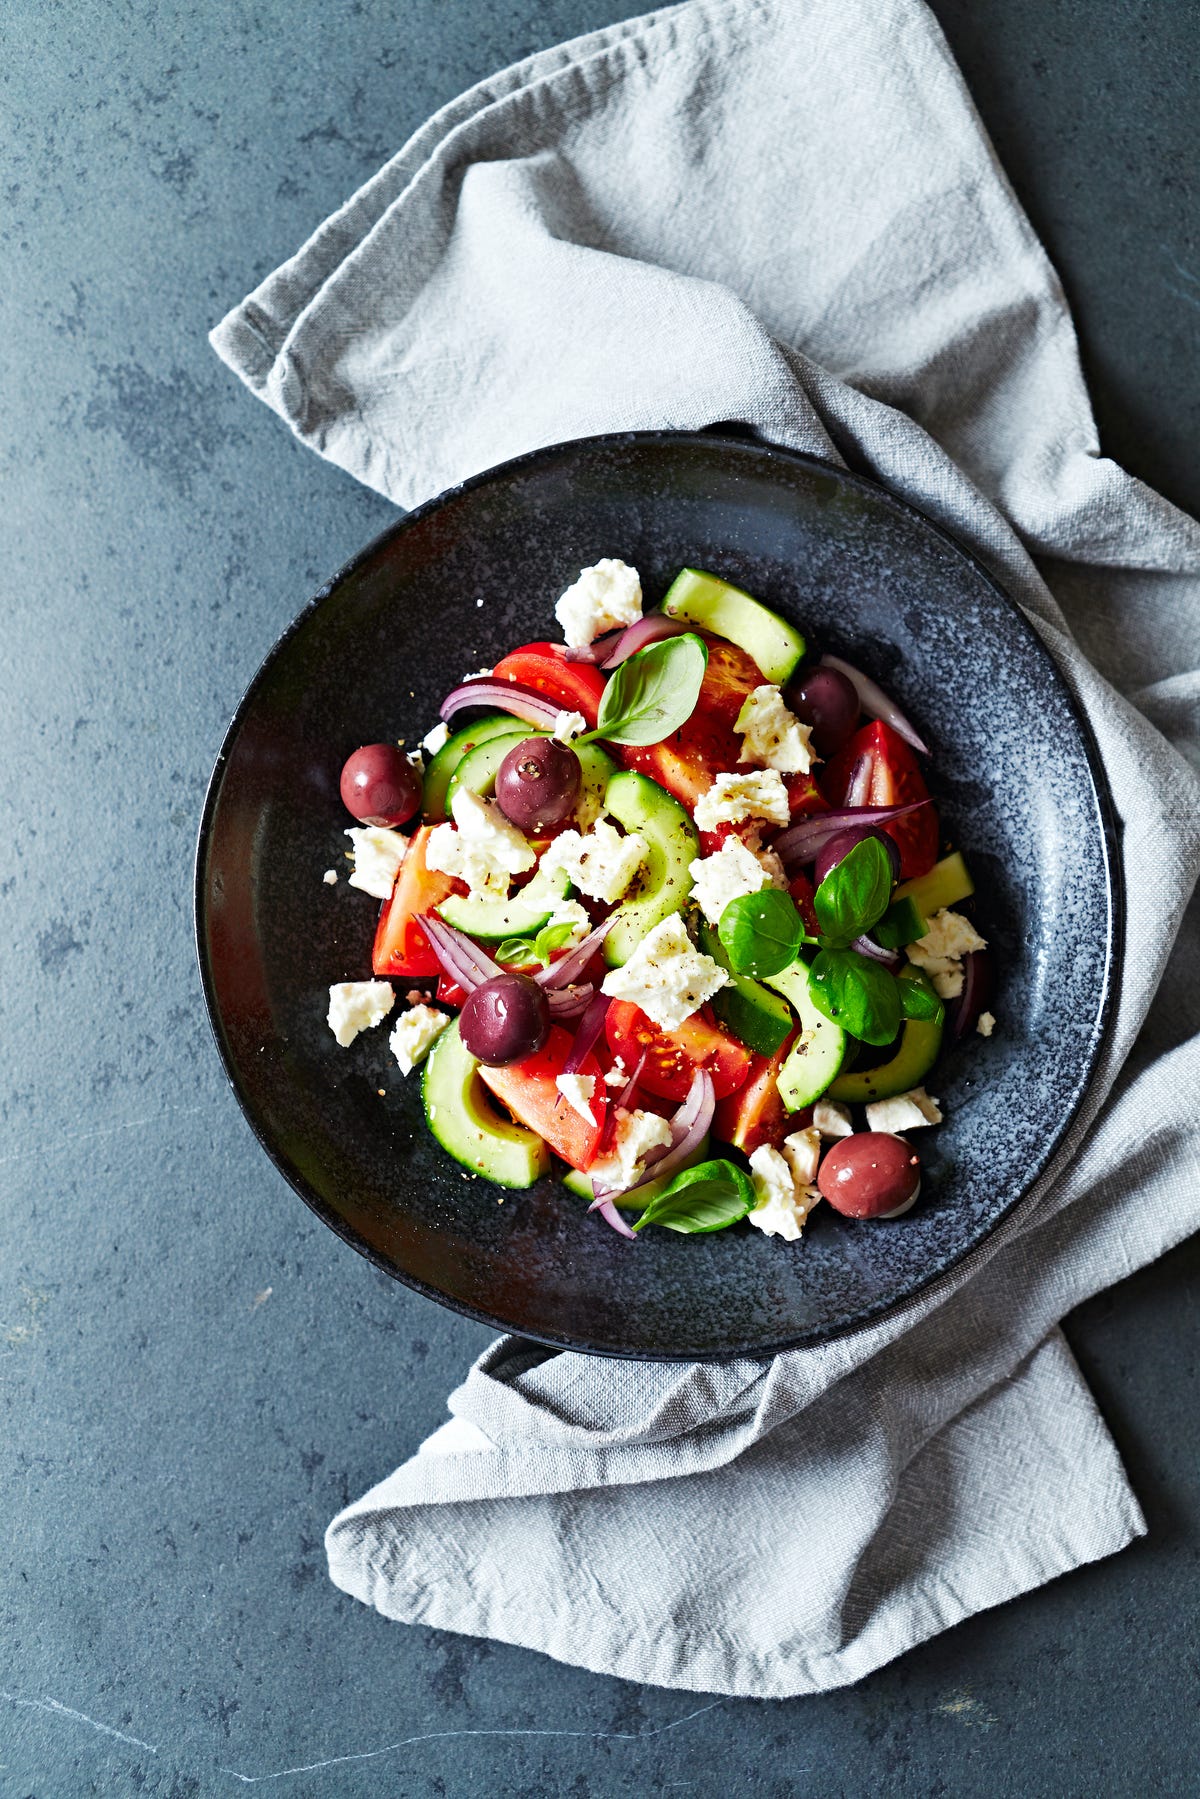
[2,2,1198,1793]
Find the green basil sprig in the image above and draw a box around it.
[580,633,708,747]
[718,888,807,977]
[495,916,584,971]
[809,947,902,1045]
[632,1158,756,1234]
[813,836,894,947]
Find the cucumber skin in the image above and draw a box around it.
[436,865,571,941]
[875,895,927,951]
[698,922,793,1056]
[602,770,699,968]
[828,969,943,1105]
[763,959,847,1110]
[661,568,805,685]
[422,1021,550,1187]
[422,715,516,821]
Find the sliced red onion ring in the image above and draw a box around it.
[590,1197,638,1240]
[547,983,595,1020]
[422,914,502,992]
[613,1047,647,1117]
[535,917,616,990]
[843,750,874,808]
[600,614,694,669]
[820,654,930,756]
[439,680,563,732]
[562,993,611,1074]
[564,629,624,665]
[592,1070,716,1204]
[850,934,902,971]
[774,800,933,871]
[949,948,994,1040]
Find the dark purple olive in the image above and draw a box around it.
[784,665,860,757]
[818,1134,921,1218]
[814,825,901,887]
[459,973,550,1066]
[495,737,581,832]
[340,743,422,826]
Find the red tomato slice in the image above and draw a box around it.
[605,1000,750,1103]
[619,636,763,809]
[478,1027,606,1170]
[372,825,461,978]
[819,721,939,880]
[785,770,827,818]
[787,869,819,936]
[490,643,607,729]
[713,1032,812,1155]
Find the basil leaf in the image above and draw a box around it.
[632,1158,756,1234]
[587,633,708,746]
[809,947,902,1044]
[899,972,944,1023]
[533,917,580,962]
[813,837,894,947]
[495,937,542,970]
[718,889,805,978]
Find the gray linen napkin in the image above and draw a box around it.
[211,0,1200,1697]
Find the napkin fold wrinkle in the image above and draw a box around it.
[211,0,1200,1696]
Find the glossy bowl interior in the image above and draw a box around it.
[196,432,1117,1358]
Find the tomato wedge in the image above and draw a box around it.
[619,635,762,809]
[713,1032,812,1155]
[372,825,460,978]
[787,868,819,936]
[478,1026,606,1170]
[819,720,939,880]
[489,643,606,729]
[605,1000,750,1103]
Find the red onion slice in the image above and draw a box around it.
[591,1070,716,1203]
[600,614,694,670]
[535,917,616,990]
[949,948,994,1040]
[774,800,933,871]
[564,629,624,665]
[547,983,595,1020]
[440,680,563,732]
[421,914,502,993]
[850,934,902,971]
[820,655,930,756]
[590,1197,638,1239]
[613,1047,647,1117]
[562,993,611,1074]
[843,750,874,808]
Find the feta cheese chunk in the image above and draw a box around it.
[782,1125,822,1187]
[906,908,987,1000]
[694,769,790,833]
[461,666,494,681]
[553,710,588,743]
[555,1072,598,1124]
[389,1003,450,1075]
[735,686,816,775]
[601,912,727,1031]
[589,1107,673,1193]
[813,1098,854,1139]
[604,1060,629,1087]
[554,558,642,648]
[541,817,647,904]
[421,721,450,756]
[977,1011,996,1038]
[425,787,536,899]
[865,1086,943,1133]
[327,980,395,1048]
[345,826,408,900]
[746,1144,821,1241]
[688,835,778,927]
[323,869,338,885]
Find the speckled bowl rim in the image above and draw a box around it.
[194,430,1122,1360]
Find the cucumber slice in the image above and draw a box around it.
[828,968,943,1104]
[437,864,572,941]
[562,1135,712,1209]
[874,894,927,951]
[661,568,805,685]
[892,851,974,918]
[446,730,617,831]
[698,921,793,1056]
[601,770,699,967]
[574,742,619,828]
[422,1019,550,1186]
[763,958,847,1109]
[423,714,517,822]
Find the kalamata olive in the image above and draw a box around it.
[818,1133,921,1218]
[459,973,550,1066]
[784,665,860,756]
[495,737,581,832]
[814,825,901,887]
[339,743,422,826]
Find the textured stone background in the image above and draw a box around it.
[2,2,1197,1793]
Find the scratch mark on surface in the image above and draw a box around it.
[219,1702,723,1783]
[252,1288,273,1309]
[0,1104,208,1171]
[0,1691,159,1753]
[935,1688,997,1730]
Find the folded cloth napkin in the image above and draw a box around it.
[211,0,1200,1697]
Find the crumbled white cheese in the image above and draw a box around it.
[345,826,408,900]
[865,1086,944,1133]
[746,1144,821,1241]
[389,1003,450,1074]
[782,1125,822,1187]
[601,912,727,1031]
[694,769,790,833]
[323,869,338,886]
[541,817,647,904]
[906,908,987,1000]
[604,1060,629,1087]
[735,685,816,775]
[589,1106,673,1192]
[977,1011,996,1038]
[553,710,588,743]
[554,559,642,648]
[461,667,494,681]
[421,721,450,756]
[688,835,777,927]
[813,1098,854,1139]
[327,981,395,1048]
[425,787,536,899]
[405,747,425,774]
[555,1072,598,1124]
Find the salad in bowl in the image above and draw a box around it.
[324,561,995,1243]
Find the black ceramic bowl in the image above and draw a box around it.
[195,432,1118,1359]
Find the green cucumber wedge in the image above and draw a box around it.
[438,865,572,941]
[874,894,927,951]
[601,770,699,967]
[763,958,847,1109]
[661,568,805,685]
[698,921,793,1056]
[828,968,944,1104]
[423,1020,550,1186]
[892,851,974,919]
[422,714,517,822]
